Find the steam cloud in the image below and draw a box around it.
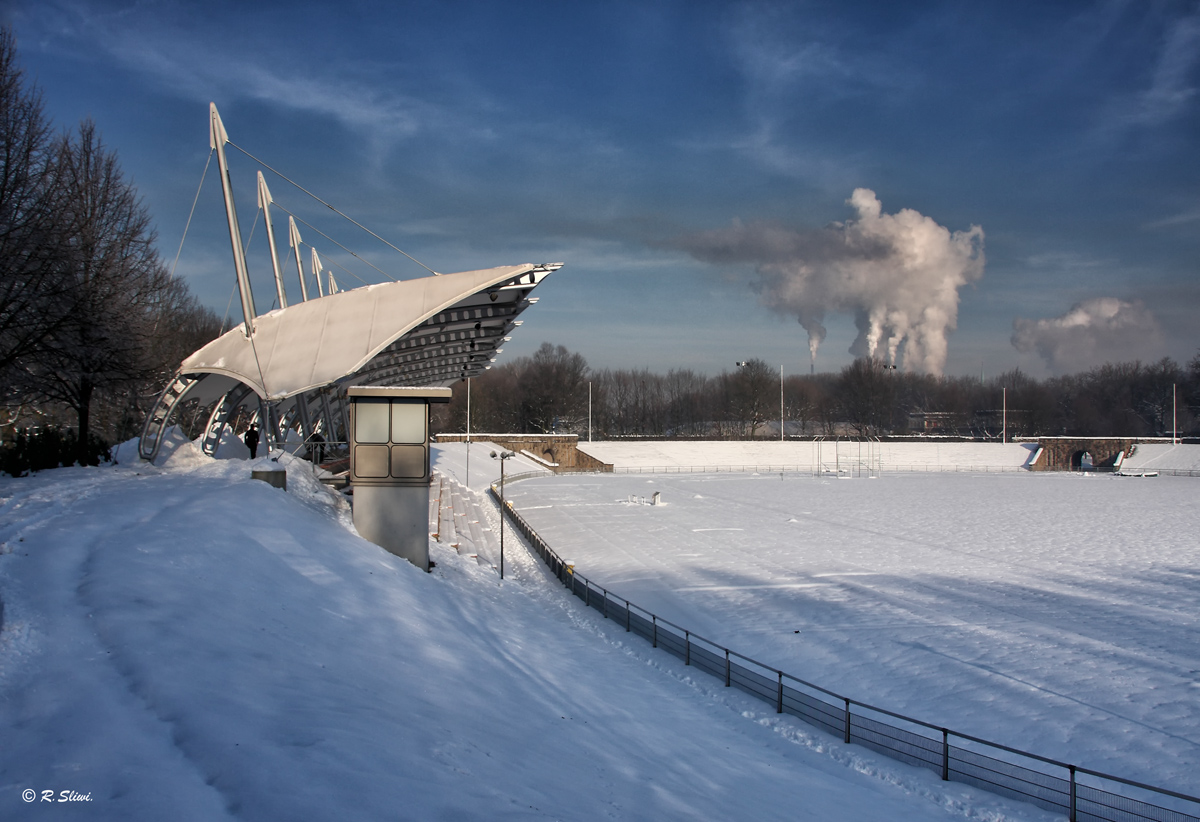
[1011,298,1164,373]
[677,189,984,375]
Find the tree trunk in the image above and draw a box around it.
[75,376,93,466]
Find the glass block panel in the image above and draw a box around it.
[355,399,390,443]
[391,401,426,444]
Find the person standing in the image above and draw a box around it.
[244,424,260,459]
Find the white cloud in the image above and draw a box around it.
[1011,297,1164,372]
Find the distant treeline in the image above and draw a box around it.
[433,342,1200,440]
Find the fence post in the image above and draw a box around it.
[725,650,731,687]
[844,699,851,743]
[685,631,691,665]
[1069,766,1077,822]
[652,615,657,648]
[777,672,783,713]
[625,600,631,632]
[602,588,608,619]
[585,581,590,607]
[941,729,949,781]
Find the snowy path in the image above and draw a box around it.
[0,447,1060,820]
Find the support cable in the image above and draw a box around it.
[169,150,214,278]
[220,282,237,335]
[276,205,390,285]
[227,141,439,276]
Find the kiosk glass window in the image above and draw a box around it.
[390,445,426,478]
[391,401,425,444]
[356,398,390,443]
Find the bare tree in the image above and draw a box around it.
[18,121,169,463]
[0,27,73,391]
[520,342,589,433]
[724,358,775,437]
[838,357,896,437]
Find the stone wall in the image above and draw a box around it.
[1030,437,1135,471]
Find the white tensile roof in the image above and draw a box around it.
[181,263,560,400]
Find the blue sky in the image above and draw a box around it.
[6,0,1199,377]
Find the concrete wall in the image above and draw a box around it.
[434,434,612,473]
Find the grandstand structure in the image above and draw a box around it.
[139,104,559,462]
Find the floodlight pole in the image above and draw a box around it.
[780,364,785,442]
[1002,387,1007,444]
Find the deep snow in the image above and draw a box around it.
[0,438,1070,821]
[486,450,1200,799]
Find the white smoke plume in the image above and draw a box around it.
[677,189,984,375]
[1011,298,1164,373]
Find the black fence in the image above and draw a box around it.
[491,483,1200,822]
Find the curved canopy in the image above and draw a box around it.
[138,262,559,461]
[182,263,559,400]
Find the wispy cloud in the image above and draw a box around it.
[19,1,453,157]
[1142,207,1200,230]
[1099,7,1200,133]
[714,4,909,183]
[726,4,909,96]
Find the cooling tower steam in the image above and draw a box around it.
[1011,298,1164,373]
[678,189,985,375]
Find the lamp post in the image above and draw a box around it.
[491,450,514,579]
[735,361,748,438]
[465,377,471,486]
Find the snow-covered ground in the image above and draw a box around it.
[0,437,1069,821]
[489,455,1200,799]
[1122,443,1200,473]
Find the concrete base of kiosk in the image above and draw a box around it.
[352,485,431,571]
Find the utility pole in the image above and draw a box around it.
[780,364,785,442]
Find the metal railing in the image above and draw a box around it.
[490,480,1200,822]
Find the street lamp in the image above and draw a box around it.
[735,361,748,438]
[491,450,515,579]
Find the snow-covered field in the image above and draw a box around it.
[0,437,1071,821]
[493,457,1200,799]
